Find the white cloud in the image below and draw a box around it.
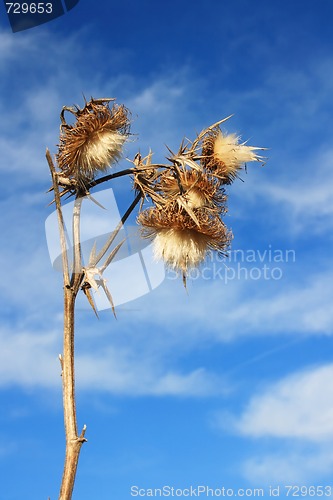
[242,446,333,485]
[0,326,224,396]
[0,28,202,187]
[229,363,333,441]
[0,30,35,65]
[240,148,333,234]
[76,347,223,396]
[0,328,61,388]
[2,236,332,394]
[213,363,333,485]
[1,24,333,399]
[128,265,333,344]
[224,270,333,335]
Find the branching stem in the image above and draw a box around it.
[47,150,142,500]
[47,150,87,500]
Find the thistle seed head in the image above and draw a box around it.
[202,129,263,184]
[57,99,130,185]
[159,170,226,211]
[138,206,231,273]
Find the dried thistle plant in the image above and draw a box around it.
[57,97,130,188]
[136,118,265,282]
[138,206,231,273]
[158,170,226,210]
[201,128,264,183]
[46,98,265,500]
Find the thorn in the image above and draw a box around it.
[78,424,88,443]
[86,194,106,210]
[58,354,63,373]
[133,152,142,166]
[82,285,99,318]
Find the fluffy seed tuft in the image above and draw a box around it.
[138,206,231,273]
[202,130,263,183]
[158,170,226,210]
[57,99,130,185]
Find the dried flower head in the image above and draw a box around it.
[57,98,130,184]
[159,170,226,211]
[202,129,263,184]
[138,206,231,273]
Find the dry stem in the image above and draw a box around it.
[58,287,87,500]
[47,150,87,500]
[46,149,143,499]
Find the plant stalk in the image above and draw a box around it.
[47,150,87,500]
[47,149,142,499]
[58,287,86,500]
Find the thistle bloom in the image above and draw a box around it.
[138,206,231,273]
[57,99,130,184]
[159,170,226,211]
[202,129,263,184]
[135,118,264,279]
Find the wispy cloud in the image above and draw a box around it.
[213,362,333,484]
[1,23,333,399]
[76,346,224,397]
[0,327,60,388]
[128,266,333,343]
[234,148,333,234]
[0,325,226,396]
[228,363,333,441]
[242,445,333,485]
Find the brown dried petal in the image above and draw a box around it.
[138,206,231,272]
[57,101,130,183]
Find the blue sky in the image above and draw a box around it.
[1,0,333,498]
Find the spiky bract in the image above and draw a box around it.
[57,99,130,185]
